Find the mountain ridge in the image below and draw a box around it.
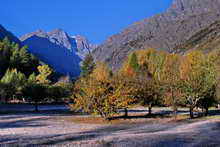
[0,24,21,45]
[94,0,220,70]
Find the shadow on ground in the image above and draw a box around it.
[0,117,50,129]
[1,106,220,146]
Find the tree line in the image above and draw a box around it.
[71,48,220,119]
[1,37,219,118]
[0,38,72,111]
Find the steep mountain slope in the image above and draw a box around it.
[73,35,97,58]
[0,24,21,45]
[94,0,220,70]
[175,20,220,52]
[20,29,94,77]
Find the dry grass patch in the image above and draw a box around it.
[65,115,168,125]
[200,115,220,120]
[64,114,190,125]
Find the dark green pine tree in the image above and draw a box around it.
[128,52,139,72]
[10,46,39,76]
[0,37,13,77]
[0,38,39,78]
[80,54,96,77]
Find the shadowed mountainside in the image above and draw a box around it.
[0,24,21,45]
[20,29,96,77]
[22,34,81,77]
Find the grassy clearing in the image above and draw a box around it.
[65,113,194,125]
[65,107,220,125]
[200,115,220,120]
[65,116,158,125]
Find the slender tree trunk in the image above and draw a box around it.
[173,107,177,120]
[34,101,39,112]
[201,107,205,116]
[205,107,209,116]
[104,115,110,121]
[190,107,194,119]
[148,103,152,115]
[171,88,177,120]
[124,108,128,117]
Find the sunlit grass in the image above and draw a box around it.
[65,107,220,125]
[65,116,161,125]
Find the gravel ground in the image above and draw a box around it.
[0,107,220,146]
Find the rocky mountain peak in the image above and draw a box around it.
[74,35,90,51]
[48,29,74,51]
[168,0,220,18]
[48,28,67,37]
[171,0,184,9]
[20,29,47,41]
[71,35,97,58]
[35,29,45,33]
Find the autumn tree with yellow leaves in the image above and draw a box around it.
[36,65,53,84]
[72,48,219,120]
[161,53,183,119]
[71,62,135,120]
[180,51,217,118]
[133,49,165,115]
[119,49,165,115]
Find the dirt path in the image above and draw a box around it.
[1,113,220,146]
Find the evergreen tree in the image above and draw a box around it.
[0,38,39,77]
[1,69,26,102]
[10,46,39,76]
[128,52,139,72]
[0,38,13,77]
[22,73,48,112]
[80,54,95,77]
[23,82,46,112]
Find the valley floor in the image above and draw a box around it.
[0,107,220,147]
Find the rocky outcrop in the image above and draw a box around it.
[72,35,97,58]
[176,20,220,52]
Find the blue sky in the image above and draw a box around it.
[1,0,172,44]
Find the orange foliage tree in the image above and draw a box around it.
[71,62,135,120]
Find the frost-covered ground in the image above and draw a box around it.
[0,106,220,146]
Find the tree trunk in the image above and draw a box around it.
[205,107,209,116]
[190,107,194,119]
[34,101,39,112]
[201,107,204,116]
[124,108,128,117]
[171,88,177,120]
[148,103,152,115]
[173,107,177,120]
